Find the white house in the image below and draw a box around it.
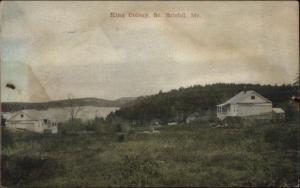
[5,111,58,134]
[216,90,276,120]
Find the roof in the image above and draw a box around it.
[7,110,52,121]
[272,108,285,113]
[217,90,272,106]
[1,112,13,119]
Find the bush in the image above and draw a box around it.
[111,152,161,186]
[264,122,299,150]
[1,128,15,149]
[1,155,64,186]
[117,133,126,142]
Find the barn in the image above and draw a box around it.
[5,111,58,134]
[216,90,283,120]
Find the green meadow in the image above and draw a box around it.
[2,118,299,187]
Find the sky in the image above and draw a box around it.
[0,1,299,102]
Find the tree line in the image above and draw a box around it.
[108,83,298,125]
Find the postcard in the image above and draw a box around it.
[1,1,299,187]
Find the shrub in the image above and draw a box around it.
[1,155,64,186]
[117,133,126,142]
[1,128,15,149]
[111,152,161,186]
[264,122,299,150]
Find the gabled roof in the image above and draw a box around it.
[7,110,50,121]
[217,90,272,106]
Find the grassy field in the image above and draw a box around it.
[1,119,299,187]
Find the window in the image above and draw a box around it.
[20,114,24,118]
[251,95,255,100]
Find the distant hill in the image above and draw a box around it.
[109,83,298,124]
[1,97,136,112]
[112,97,137,107]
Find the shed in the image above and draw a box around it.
[272,108,285,120]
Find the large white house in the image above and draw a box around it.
[5,111,58,134]
[217,90,284,120]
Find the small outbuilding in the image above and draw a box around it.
[5,111,58,134]
[272,107,285,120]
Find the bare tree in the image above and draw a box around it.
[67,94,82,126]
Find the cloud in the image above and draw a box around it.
[0,1,298,102]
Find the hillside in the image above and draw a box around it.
[1,97,135,112]
[110,83,298,124]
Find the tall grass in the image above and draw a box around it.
[1,119,299,187]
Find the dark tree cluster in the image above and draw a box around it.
[109,83,298,125]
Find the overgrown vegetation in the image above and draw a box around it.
[1,83,298,186]
[1,118,299,187]
[2,154,64,187]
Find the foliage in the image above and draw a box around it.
[1,154,64,186]
[264,121,299,150]
[110,152,161,186]
[1,120,298,187]
[1,83,298,186]
[111,83,297,124]
[1,128,15,149]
